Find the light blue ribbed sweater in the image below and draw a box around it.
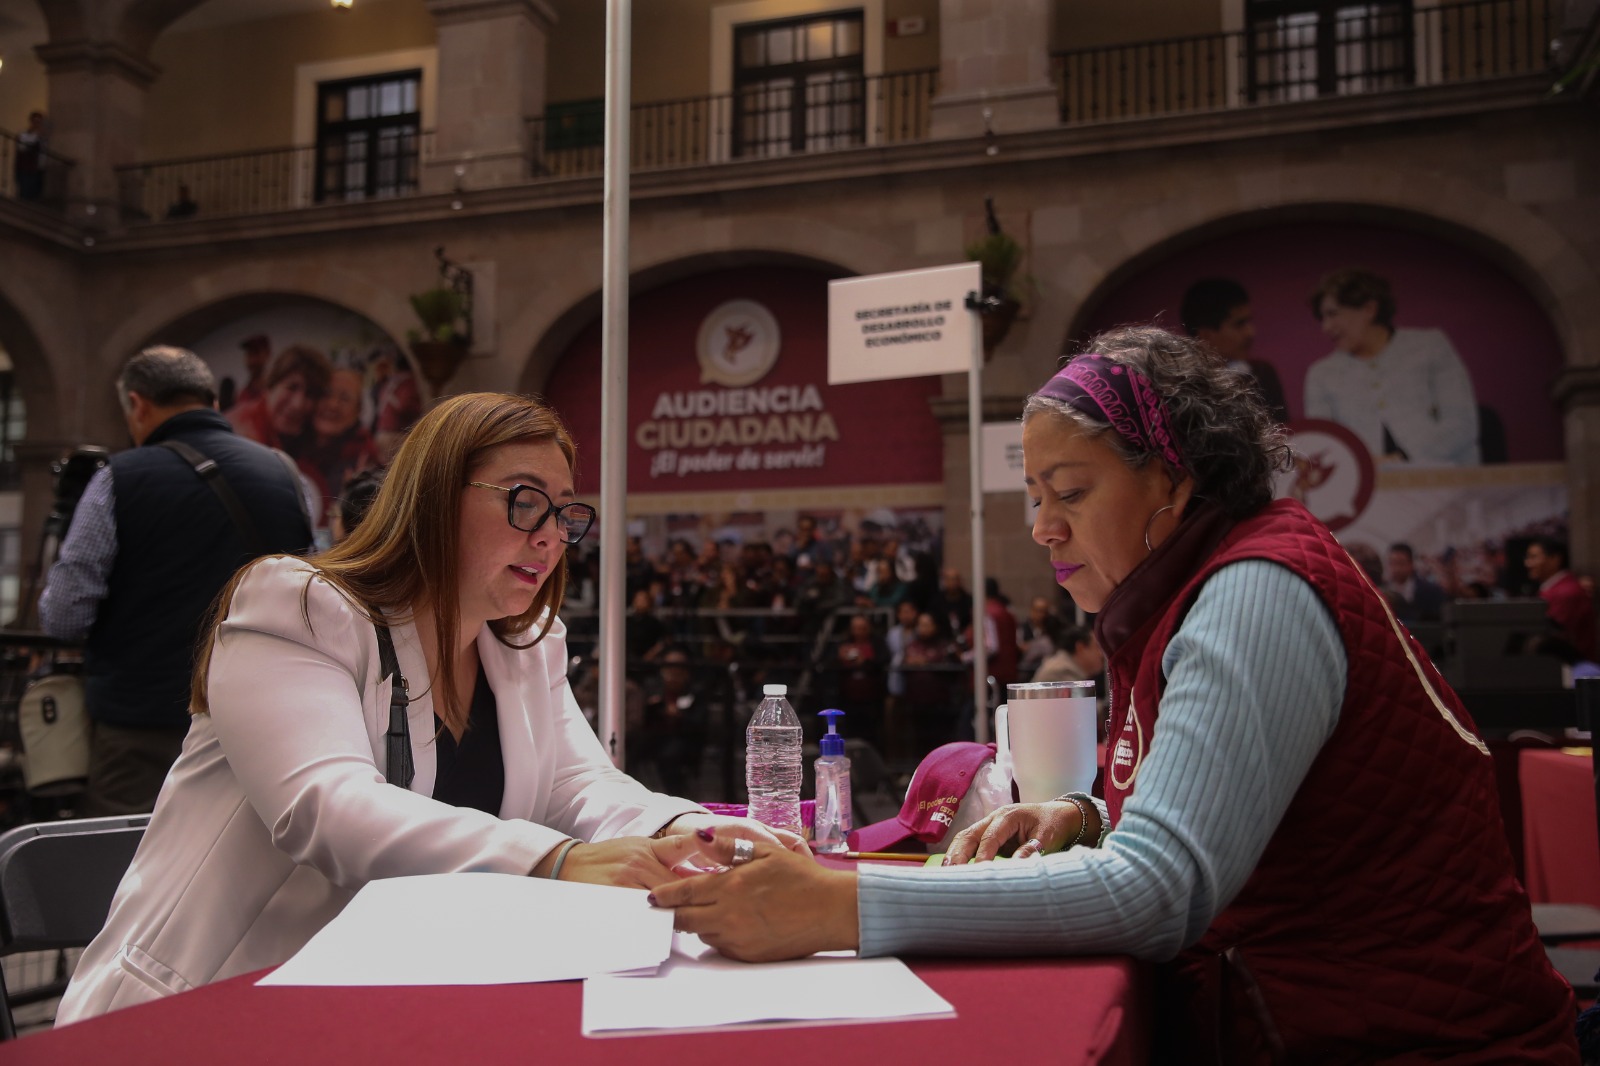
[857,560,1347,961]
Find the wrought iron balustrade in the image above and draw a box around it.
[117,143,316,222]
[113,69,937,223]
[115,131,444,223]
[0,129,74,212]
[1050,0,1558,126]
[527,68,939,179]
[98,0,1567,231]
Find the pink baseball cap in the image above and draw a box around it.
[848,741,998,853]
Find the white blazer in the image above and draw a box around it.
[57,557,702,1024]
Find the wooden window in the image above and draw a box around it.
[1246,1,1414,101]
[733,10,865,158]
[315,70,422,203]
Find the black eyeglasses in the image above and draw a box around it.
[467,482,596,544]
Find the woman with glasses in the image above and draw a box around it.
[59,392,800,1024]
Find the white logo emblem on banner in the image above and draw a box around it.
[697,300,782,387]
[1274,418,1377,533]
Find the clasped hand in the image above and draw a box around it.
[649,832,858,962]
[547,814,809,890]
[646,803,1092,962]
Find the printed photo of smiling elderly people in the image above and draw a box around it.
[227,343,334,453]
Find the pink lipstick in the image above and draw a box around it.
[1053,563,1082,582]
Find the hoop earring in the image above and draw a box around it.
[1143,504,1176,553]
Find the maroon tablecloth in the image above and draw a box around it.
[9,956,1149,1065]
[1520,748,1600,907]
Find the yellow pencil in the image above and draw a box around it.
[843,851,933,862]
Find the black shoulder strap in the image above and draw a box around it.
[158,439,266,556]
[375,623,414,790]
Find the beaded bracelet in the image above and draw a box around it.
[1054,793,1098,849]
[547,839,581,881]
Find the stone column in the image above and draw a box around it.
[423,0,557,193]
[929,0,1057,140]
[1554,366,1600,572]
[34,41,159,227]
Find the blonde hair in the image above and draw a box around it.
[192,392,577,734]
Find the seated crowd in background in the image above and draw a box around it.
[587,523,1110,771]
[1344,533,1598,677]
[566,502,1597,775]
[584,518,1592,652]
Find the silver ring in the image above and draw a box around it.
[730,838,755,866]
[1024,838,1042,853]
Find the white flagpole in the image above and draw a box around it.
[597,0,631,767]
[969,311,989,744]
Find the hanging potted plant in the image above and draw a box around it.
[406,286,471,394]
[965,230,1026,358]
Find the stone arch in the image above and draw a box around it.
[0,264,78,623]
[1052,163,1599,380]
[88,261,414,438]
[507,213,908,394]
[0,269,69,442]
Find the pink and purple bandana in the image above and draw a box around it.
[1037,354,1184,470]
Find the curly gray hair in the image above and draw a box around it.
[1022,325,1292,519]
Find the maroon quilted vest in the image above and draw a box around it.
[1099,499,1576,1064]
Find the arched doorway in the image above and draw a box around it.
[536,260,952,775]
[0,284,62,627]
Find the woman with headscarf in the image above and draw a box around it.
[654,327,1577,1063]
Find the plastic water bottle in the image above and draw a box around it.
[813,709,852,853]
[745,683,802,835]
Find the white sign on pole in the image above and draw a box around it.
[980,421,1025,492]
[827,262,981,384]
[982,420,1036,544]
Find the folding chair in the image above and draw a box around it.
[1530,677,1600,995]
[0,815,149,1038]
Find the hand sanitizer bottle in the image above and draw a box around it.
[813,709,852,853]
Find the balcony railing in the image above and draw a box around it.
[1051,0,1556,125]
[112,70,939,222]
[98,0,1566,230]
[528,68,939,179]
[115,131,440,223]
[0,129,74,212]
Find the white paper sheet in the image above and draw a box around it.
[667,932,854,965]
[581,953,956,1036]
[670,931,717,962]
[257,872,673,986]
